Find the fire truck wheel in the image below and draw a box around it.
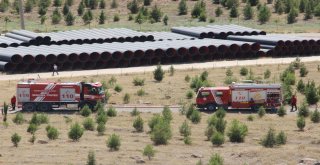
[23,103,36,112]
[206,104,217,111]
[37,103,52,111]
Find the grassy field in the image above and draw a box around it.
[0,0,319,33]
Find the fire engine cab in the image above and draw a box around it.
[196,83,282,111]
[17,79,106,111]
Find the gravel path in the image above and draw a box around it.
[1,56,319,81]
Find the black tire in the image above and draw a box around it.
[23,103,36,112]
[37,103,52,111]
[206,104,217,111]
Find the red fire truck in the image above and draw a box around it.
[17,79,106,111]
[196,83,282,111]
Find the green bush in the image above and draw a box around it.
[111,0,118,8]
[162,106,173,122]
[68,122,84,141]
[143,144,155,160]
[299,64,308,77]
[27,123,38,134]
[137,88,146,96]
[240,67,248,76]
[200,71,208,80]
[211,132,225,146]
[178,0,188,15]
[311,109,320,123]
[258,4,271,24]
[47,126,59,140]
[65,11,75,26]
[179,120,191,137]
[208,153,224,165]
[224,76,237,85]
[305,81,319,105]
[107,133,121,151]
[133,116,144,132]
[123,93,130,104]
[264,69,271,79]
[243,2,254,20]
[113,14,120,22]
[257,106,266,118]
[215,118,227,133]
[277,106,286,117]
[83,118,95,131]
[86,151,96,165]
[97,122,106,135]
[114,84,123,92]
[185,75,191,82]
[227,119,248,142]
[169,65,175,76]
[133,77,145,86]
[96,114,107,124]
[215,108,226,119]
[131,107,140,116]
[186,104,196,119]
[29,134,36,144]
[148,114,162,131]
[107,106,117,117]
[297,79,305,93]
[261,128,276,148]
[153,65,165,82]
[186,90,194,99]
[151,119,172,145]
[13,112,24,124]
[205,125,216,141]
[80,105,92,117]
[190,110,201,124]
[276,131,287,145]
[247,115,254,121]
[11,133,21,147]
[207,114,218,126]
[215,6,223,17]
[30,113,40,125]
[229,4,238,18]
[190,75,211,92]
[184,136,192,145]
[297,116,306,131]
[94,100,104,112]
[298,101,309,117]
[315,3,320,16]
[38,113,49,124]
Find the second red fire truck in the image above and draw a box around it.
[17,79,106,111]
[196,83,282,111]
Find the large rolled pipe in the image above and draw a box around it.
[89,52,101,61]
[95,61,106,69]
[100,52,112,62]
[106,60,119,68]
[130,59,140,66]
[39,62,51,72]
[26,63,40,72]
[188,46,199,56]
[61,61,73,70]
[0,61,16,72]
[72,61,84,70]
[79,53,90,62]
[34,54,46,64]
[112,51,124,61]
[165,48,177,57]
[123,50,134,60]
[84,61,96,69]
[199,46,209,55]
[22,54,35,64]
[227,35,285,46]
[56,54,68,63]
[118,59,130,67]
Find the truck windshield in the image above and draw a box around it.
[97,86,104,94]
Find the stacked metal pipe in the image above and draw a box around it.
[171,24,266,39]
[0,30,51,48]
[226,34,320,57]
[0,39,261,73]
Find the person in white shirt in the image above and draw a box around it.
[52,64,59,76]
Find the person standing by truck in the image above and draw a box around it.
[11,95,16,111]
[52,64,59,76]
[290,95,297,112]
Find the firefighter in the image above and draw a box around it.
[52,64,59,76]
[290,95,297,112]
[11,95,16,111]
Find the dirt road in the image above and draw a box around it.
[1,56,319,81]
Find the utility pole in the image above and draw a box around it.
[19,0,25,29]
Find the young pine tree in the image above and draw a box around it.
[243,2,254,20]
[65,12,75,26]
[51,8,62,24]
[78,2,85,16]
[178,0,188,15]
[229,4,238,18]
[99,10,106,24]
[258,4,271,24]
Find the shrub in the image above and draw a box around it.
[68,122,84,141]
[226,68,233,77]
[190,110,201,124]
[257,106,266,118]
[148,114,162,131]
[215,7,223,17]
[81,105,92,117]
[311,109,320,123]
[107,133,121,151]
[169,65,175,76]
[107,106,117,117]
[143,144,155,160]
[83,118,95,131]
[305,81,319,105]
[97,122,106,135]
[127,0,139,14]
[64,116,73,124]
[86,151,96,165]
[51,8,62,24]
[185,75,191,82]
[27,123,38,134]
[153,65,165,82]
[243,2,254,20]
[96,114,107,124]
[258,4,271,24]
[297,116,306,131]
[47,126,59,140]
[264,69,271,79]
[198,11,207,22]
[151,119,172,145]
[65,12,75,26]
[178,0,188,15]
[185,90,194,99]
[133,116,144,132]
[184,136,192,145]
[30,113,41,125]
[133,77,145,86]
[208,153,224,165]
[211,132,225,146]
[94,100,104,112]
[100,0,105,9]
[111,0,118,8]
[131,107,140,116]
[224,76,237,85]
[240,67,248,76]
[123,93,130,104]
[11,133,21,147]
[277,105,286,117]
[227,119,248,142]
[205,125,216,141]
[207,114,218,126]
[299,64,308,77]
[261,128,276,148]
[136,88,145,96]
[162,106,173,122]
[114,84,123,92]
[201,71,209,81]
[38,113,49,124]
[298,101,309,117]
[215,118,227,133]
[229,4,238,18]
[128,14,134,21]
[287,7,298,24]
[315,3,320,16]
[186,104,195,119]
[179,120,191,137]
[215,108,226,118]
[276,131,287,145]
[13,112,24,124]
[297,79,305,93]
[77,2,85,15]
[247,115,254,121]
[29,134,36,144]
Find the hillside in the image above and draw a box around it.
[0,0,319,33]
